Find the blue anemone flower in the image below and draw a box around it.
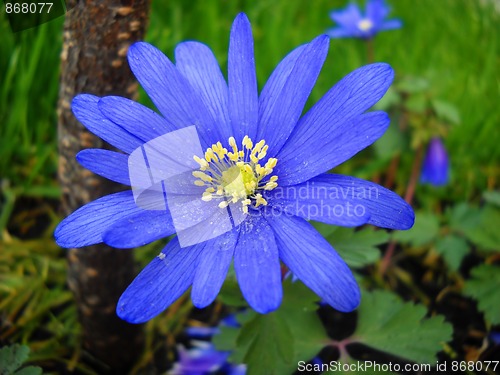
[420,137,450,186]
[327,0,402,39]
[54,13,414,323]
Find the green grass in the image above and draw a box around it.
[0,12,62,196]
[1,0,498,200]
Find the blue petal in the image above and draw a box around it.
[185,326,220,339]
[234,215,282,313]
[330,3,363,29]
[228,13,259,143]
[177,345,229,373]
[76,149,130,185]
[277,111,390,185]
[117,237,203,323]
[175,41,231,142]
[276,63,394,185]
[379,19,403,31]
[257,35,329,155]
[98,96,175,142]
[326,27,357,39]
[72,94,143,153]
[265,180,371,227]
[258,44,306,128]
[191,228,239,308]
[366,0,390,25]
[265,214,360,312]
[54,191,141,248]
[103,210,176,248]
[288,174,414,229]
[127,42,217,147]
[420,137,449,186]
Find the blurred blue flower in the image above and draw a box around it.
[170,343,230,375]
[54,13,414,322]
[173,316,245,375]
[170,344,247,375]
[327,0,402,39]
[421,137,450,186]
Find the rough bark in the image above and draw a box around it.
[57,0,150,372]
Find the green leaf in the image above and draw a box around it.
[374,87,401,111]
[463,264,500,324]
[431,99,460,125]
[352,290,452,364]
[434,235,469,271]
[278,281,329,369]
[449,203,500,252]
[215,281,329,375]
[328,227,389,268]
[237,313,294,375]
[405,93,427,114]
[218,277,247,307]
[392,212,439,246]
[483,191,500,207]
[462,206,500,252]
[0,344,31,375]
[395,76,430,94]
[374,121,406,159]
[448,202,482,233]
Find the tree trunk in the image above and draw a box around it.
[57,0,150,372]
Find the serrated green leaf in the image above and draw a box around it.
[448,203,500,252]
[392,212,439,246]
[431,99,460,125]
[216,281,329,375]
[352,290,452,364]
[448,202,482,232]
[313,224,388,268]
[460,206,500,252]
[463,264,500,324]
[434,235,469,271]
[0,344,30,375]
[277,281,329,372]
[236,313,294,375]
[330,227,388,268]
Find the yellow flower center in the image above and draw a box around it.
[358,19,373,32]
[192,135,279,214]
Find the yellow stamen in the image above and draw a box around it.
[192,171,213,182]
[193,135,279,214]
[218,201,230,208]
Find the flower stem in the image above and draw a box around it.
[366,38,375,63]
[380,144,424,275]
